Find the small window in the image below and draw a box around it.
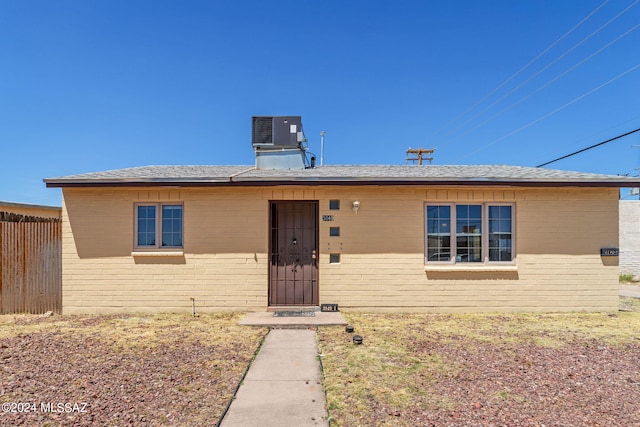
[136,203,183,248]
[329,227,340,237]
[488,205,513,262]
[137,205,157,246]
[456,204,482,263]
[426,205,451,262]
[329,200,340,210]
[329,253,341,264]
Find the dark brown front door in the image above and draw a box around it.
[269,201,319,306]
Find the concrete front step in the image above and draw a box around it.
[238,311,347,327]
[267,306,320,312]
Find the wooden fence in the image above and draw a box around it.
[0,220,62,314]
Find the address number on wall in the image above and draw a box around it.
[600,247,619,256]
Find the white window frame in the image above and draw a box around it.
[134,203,184,250]
[425,202,515,265]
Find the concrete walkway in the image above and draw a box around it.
[222,287,640,426]
[220,328,329,427]
[620,284,640,298]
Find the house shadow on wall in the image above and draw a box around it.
[426,270,519,281]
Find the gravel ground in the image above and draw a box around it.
[0,314,266,427]
[319,311,640,427]
[404,337,640,426]
[2,309,640,426]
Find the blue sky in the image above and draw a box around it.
[1,0,639,206]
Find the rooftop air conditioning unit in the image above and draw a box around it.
[252,116,305,149]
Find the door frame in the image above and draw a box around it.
[268,200,319,306]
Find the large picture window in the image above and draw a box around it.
[426,203,513,264]
[135,204,183,248]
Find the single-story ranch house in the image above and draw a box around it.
[43,118,640,314]
[44,163,640,314]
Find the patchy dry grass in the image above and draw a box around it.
[620,274,634,284]
[3,299,640,426]
[0,313,267,426]
[318,311,640,426]
[620,296,640,312]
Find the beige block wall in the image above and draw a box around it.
[61,185,620,314]
[0,202,61,219]
[320,186,619,312]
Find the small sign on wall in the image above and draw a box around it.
[322,215,334,222]
[321,303,339,312]
[600,247,619,256]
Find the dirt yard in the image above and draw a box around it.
[318,311,640,426]
[0,313,266,426]
[2,307,640,426]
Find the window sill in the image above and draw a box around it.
[424,264,517,272]
[131,251,184,257]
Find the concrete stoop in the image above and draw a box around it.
[238,311,347,328]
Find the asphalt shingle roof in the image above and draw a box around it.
[44,164,640,187]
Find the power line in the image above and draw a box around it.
[454,62,640,162]
[568,113,640,146]
[454,22,640,141]
[536,127,640,168]
[429,0,609,142]
[445,0,640,140]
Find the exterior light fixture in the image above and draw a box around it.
[352,201,360,214]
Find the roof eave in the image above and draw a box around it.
[44,177,233,188]
[43,177,640,188]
